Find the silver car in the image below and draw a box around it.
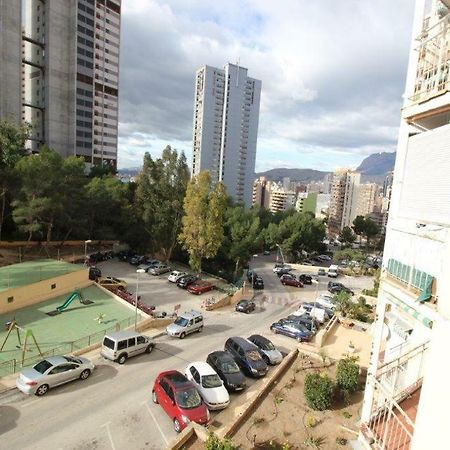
[247,335,283,365]
[16,355,95,396]
[148,264,171,275]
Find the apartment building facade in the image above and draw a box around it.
[192,63,261,206]
[1,0,121,167]
[358,2,450,449]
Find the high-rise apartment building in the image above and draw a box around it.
[252,176,271,209]
[358,2,450,449]
[1,0,121,167]
[192,63,261,206]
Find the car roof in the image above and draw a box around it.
[248,334,270,344]
[161,370,191,388]
[37,355,69,366]
[189,361,216,375]
[104,330,142,340]
[179,309,202,319]
[226,336,257,350]
[208,350,233,361]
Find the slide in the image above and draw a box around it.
[56,292,79,312]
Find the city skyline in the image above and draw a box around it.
[118,0,415,171]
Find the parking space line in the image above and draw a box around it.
[143,401,169,446]
[101,421,116,450]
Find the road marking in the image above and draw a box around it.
[102,421,116,450]
[143,401,169,446]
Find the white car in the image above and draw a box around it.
[316,295,336,310]
[185,362,230,410]
[168,271,187,283]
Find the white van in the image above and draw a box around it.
[166,310,203,339]
[293,304,328,324]
[101,330,154,364]
[328,264,339,278]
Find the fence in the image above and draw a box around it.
[0,315,136,378]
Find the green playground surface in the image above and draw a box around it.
[0,259,83,293]
[0,285,142,373]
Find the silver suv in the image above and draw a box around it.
[166,310,203,339]
[101,330,155,364]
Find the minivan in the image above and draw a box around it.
[166,310,203,339]
[327,264,339,278]
[224,337,268,377]
[101,330,154,364]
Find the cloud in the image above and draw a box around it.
[118,0,414,170]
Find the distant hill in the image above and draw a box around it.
[255,168,330,183]
[118,167,140,177]
[357,152,395,183]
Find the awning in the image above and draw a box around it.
[417,277,433,303]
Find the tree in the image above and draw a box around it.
[336,357,360,393]
[304,372,334,411]
[0,120,29,239]
[136,146,190,260]
[179,171,227,272]
[352,215,366,245]
[333,291,354,318]
[205,432,237,450]
[339,226,356,247]
[364,217,380,248]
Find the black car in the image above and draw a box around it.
[129,255,146,265]
[282,314,318,333]
[235,299,256,314]
[206,351,247,392]
[224,337,268,378]
[89,266,102,281]
[327,281,354,296]
[89,252,105,263]
[247,269,257,282]
[276,267,293,277]
[298,274,313,285]
[117,250,136,261]
[252,276,264,289]
[270,321,312,342]
[176,274,198,289]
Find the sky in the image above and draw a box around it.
[117,0,415,172]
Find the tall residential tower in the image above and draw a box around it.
[192,63,261,206]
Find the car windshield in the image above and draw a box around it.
[63,356,82,364]
[103,337,115,349]
[174,317,189,327]
[202,374,222,388]
[220,360,240,374]
[175,387,202,409]
[246,350,262,361]
[33,360,53,374]
[260,341,275,351]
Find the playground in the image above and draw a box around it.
[0,259,82,292]
[0,284,142,375]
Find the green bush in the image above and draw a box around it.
[336,357,360,393]
[304,373,334,411]
[205,432,237,450]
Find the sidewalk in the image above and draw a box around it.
[0,327,166,395]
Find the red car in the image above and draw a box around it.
[280,274,303,288]
[152,370,209,432]
[187,280,214,295]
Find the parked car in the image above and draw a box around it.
[89,266,101,280]
[315,294,336,310]
[89,252,106,263]
[235,299,256,314]
[129,255,146,265]
[282,314,319,334]
[252,276,264,289]
[117,250,135,261]
[16,355,95,396]
[276,267,293,277]
[247,335,283,365]
[149,263,171,275]
[145,258,161,266]
[166,310,203,339]
[280,274,303,287]
[273,263,291,274]
[176,274,198,289]
[293,304,328,324]
[328,281,354,295]
[317,254,332,262]
[185,362,230,410]
[206,351,247,392]
[152,370,209,433]
[100,330,154,364]
[224,337,268,378]
[302,259,314,266]
[168,271,188,283]
[327,264,339,278]
[263,250,271,255]
[298,274,313,284]
[270,321,312,342]
[97,276,127,290]
[247,269,257,282]
[187,281,214,295]
[317,268,327,276]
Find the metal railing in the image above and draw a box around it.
[0,315,136,378]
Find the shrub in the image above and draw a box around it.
[304,373,334,411]
[205,432,237,450]
[336,357,360,393]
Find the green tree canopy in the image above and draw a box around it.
[339,226,356,247]
[178,171,227,272]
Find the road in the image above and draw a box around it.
[0,256,372,450]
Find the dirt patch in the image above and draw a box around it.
[230,353,364,449]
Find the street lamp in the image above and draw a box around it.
[84,240,92,260]
[135,268,146,330]
[276,243,285,265]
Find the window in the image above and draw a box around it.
[127,338,136,347]
[34,360,52,374]
[137,336,146,345]
[194,317,202,324]
[117,340,127,350]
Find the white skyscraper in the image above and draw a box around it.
[192,63,261,206]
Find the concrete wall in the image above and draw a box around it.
[0,268,90,314]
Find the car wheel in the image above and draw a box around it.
[296,336,303,342]
[263,355,270,365]
[80,369,91,380]
[145,343,154,354]
[197,326,203,333]
[173,418,181,433]
[117,353,128,364]
[271,327,278,334]
[179,332,186,339]
[35,384,49,396]
[152,390,158,404]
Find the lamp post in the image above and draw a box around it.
[276,243,285,265]
[84,239,92,261]
[135,269,146,330]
